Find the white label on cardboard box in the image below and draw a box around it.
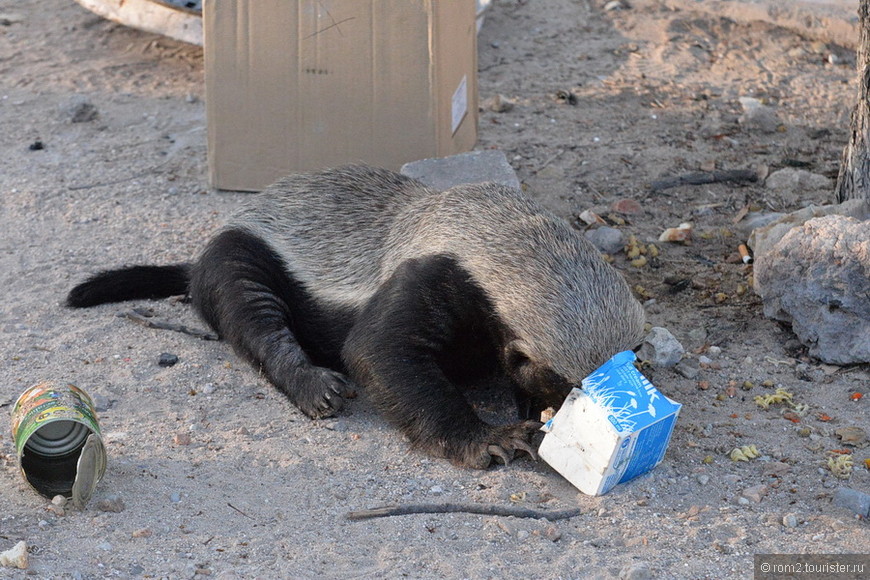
[451,75,468,135]
[539,351,681,496]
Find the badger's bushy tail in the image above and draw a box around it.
[66,264,192,308]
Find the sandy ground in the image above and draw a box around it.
[1,1,869,578]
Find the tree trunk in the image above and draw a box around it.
[836,0,870,202]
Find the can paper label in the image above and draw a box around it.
[11,382,101,456]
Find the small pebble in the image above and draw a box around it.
[584,226,624,255]
[542,525,562,542]
[741,484,768,503]
[707,346,722,356]
[604,0,629,11]
[762,462,792,477]
[697,474,710,486]
[675,359,700,380]
[131,528,152,538]
[835,426,867,446]
[92,393,111,412]
[170,492,182,503]
[483,94,514,113]
[496,520,515,536]
[51,495,67,507]
[46,504,65,517]
[782,513,798,528]
[610,198,642,214]
[97,494,126,513]
[158,353,179,367]
[429,485,444,495]
[97,541,113,552]
[174,432,192,446]
[712,540,733,554]
[619,563,653,580]
[738,97,780,134]
[687,327,708,345]
[61,96,98,123]
[201,383,216,395]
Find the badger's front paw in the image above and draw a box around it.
[455,421,542,469]
[289,367,356,419]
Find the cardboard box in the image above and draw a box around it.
[204,1,478,191]
[539,351,682,496]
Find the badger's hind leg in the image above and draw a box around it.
[191,229,354,419]
[342,254,539,469]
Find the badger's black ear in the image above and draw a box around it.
[504,339,537,379]
[505,339,574,410]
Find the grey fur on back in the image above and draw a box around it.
[229,165,645,382]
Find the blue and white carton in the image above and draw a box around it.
[539,350,681,496]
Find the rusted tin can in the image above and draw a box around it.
[10,382,107,508]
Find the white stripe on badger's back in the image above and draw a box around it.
[228,166,435,307]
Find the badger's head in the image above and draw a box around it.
[495,222,647,414]
[429,181,647,415]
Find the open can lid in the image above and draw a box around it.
[71,434,107,509]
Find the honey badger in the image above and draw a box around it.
[67,165,645,468]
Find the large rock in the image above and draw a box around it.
[754,214,870,364]
[748,199,870,260]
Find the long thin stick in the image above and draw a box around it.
[346,503,583,521]
[121,310,219,341]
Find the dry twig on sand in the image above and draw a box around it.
[346,503,583,521]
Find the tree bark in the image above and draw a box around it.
[836,0,870,202]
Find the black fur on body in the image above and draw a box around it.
[67,165,645,468]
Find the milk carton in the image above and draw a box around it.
[539,350,681,496]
